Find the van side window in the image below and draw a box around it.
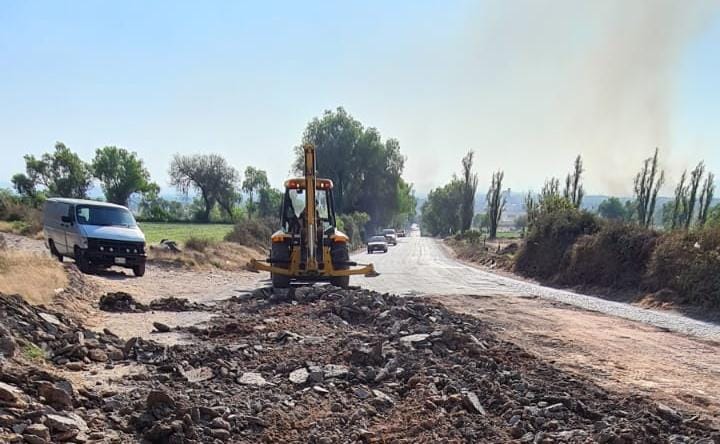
[66,205,75,222]
[76,207,89,224]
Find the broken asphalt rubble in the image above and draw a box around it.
[1,285,719,443]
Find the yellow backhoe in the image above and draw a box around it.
[247,144,378,288]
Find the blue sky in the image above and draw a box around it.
[1,0,718,196]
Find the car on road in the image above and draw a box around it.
[367,236,389,254]
[397,229,405,237]
[43,198,147,276]
[382,228,398,245]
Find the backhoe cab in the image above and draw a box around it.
[247,144,378,288]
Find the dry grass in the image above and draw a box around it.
[0,251,68,305]
[148,241,263,271]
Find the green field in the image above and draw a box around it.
[139,222,235,245]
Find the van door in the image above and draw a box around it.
[44,202,66,254]
[62,204,80,255]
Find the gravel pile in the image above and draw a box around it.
[1,286,718,443]
[99,292,209,313]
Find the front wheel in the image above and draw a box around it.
[75,248,91,274]
[132,262,146,277]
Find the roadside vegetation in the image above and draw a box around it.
[0,235,67,305]
[425,149,720,309]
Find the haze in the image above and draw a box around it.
[1,0,719,196]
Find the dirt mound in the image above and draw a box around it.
[99,292,210,313]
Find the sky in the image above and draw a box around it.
[1,0,719,197]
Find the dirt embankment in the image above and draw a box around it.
[1,284,718,443]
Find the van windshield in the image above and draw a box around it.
[76,205,136,227]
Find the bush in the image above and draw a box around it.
[645,226,720,307]
[559,222,658,288]
[514,209,600,280]
[225,217,277,250]
[184,236,215,252]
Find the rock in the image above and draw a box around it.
[24,423,50,440]
[45,413,80,432]
[0,324,17,358]
[211,417,231,430]
[211,428,231,440]
[37,381,74,409]
[152,322,171,333]
[289,368,309,384]
[238,372,271,386]
[372,389,394,405]
[88,349,108,362]
[106,346,124,361]
[147,389,176,410]
[462,391,486,415]
[323,364,349,379]
[399,333,430,344]
[0,382,27,408]
[656,403,682,422]
[65,362,84,371]
[313,385,329,395]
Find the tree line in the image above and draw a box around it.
[422,148,719,238]
[7,107,416,233]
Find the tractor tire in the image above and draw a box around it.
[330,243,350,289]
[271,243,291,289]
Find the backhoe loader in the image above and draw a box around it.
[247,144,378,288]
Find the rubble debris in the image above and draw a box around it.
[99,292,210,313]
[0,286,718,443]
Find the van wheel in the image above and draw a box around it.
[75,248,91,274]
[49,240,63,262]
[132,263,146,277]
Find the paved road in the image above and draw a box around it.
[353,233,720,340]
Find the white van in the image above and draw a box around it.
[43,198,147,276]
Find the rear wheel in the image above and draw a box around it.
[330,243,350,289]
[49,240,63,262]
[271,243,291,288]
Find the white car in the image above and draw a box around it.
[367,236,389,254]
[43,198,147,276]
[382,228,398,245]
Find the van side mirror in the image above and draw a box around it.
[61,215,72,223]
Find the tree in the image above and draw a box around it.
[13,142,92,199]
[257,187,283,219]
[138,188,187,222]
[524,191,538,229]
[514,214,528,235]
[296,108,413,229]
[670,170,688,230]
[598,197,627,221]
[563,155,584,208]
[707,204,720,228]
[169,153,239,222]
[633,148,664,228]
[486,171,506,239]
[460,151,479,232]
[472,213,489,231]
[684,162,705,230]
[421,179,463,236]
[242,166,270,219]
[698,172,715,226]
[91,146,155,205]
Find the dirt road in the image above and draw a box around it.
[355,234,720,420]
